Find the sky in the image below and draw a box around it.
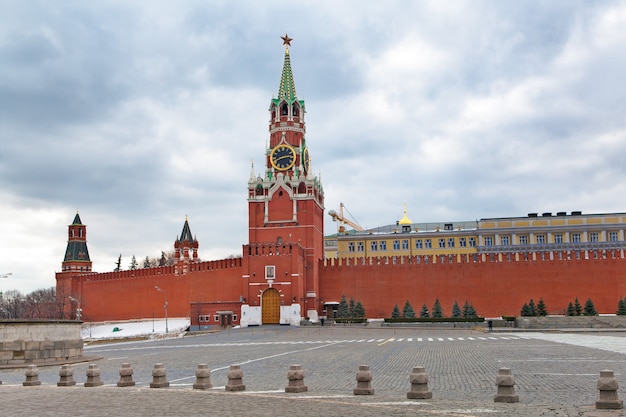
[1,1,626,294]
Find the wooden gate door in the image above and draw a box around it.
[262,288,280,324]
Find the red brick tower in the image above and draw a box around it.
[61,212,92,273]
[244,35,325,325]
[174,216,199,275]
[56,212,92,318]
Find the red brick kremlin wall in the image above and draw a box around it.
[318,250,626,318]
[58,258,243,322]
[58,249,625,322]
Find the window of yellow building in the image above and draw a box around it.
[554,234,563,244]
[609,231,618,242]
[459,237,466,247]
[501,236,509,245]
[380,241,387,250]
[469,237,476,247]
[572,233,581,243]
[484,236,493,246]
[448,238,455,247]
[438,238,445,248]
[537,235,546,244]
[425,239,432,248]
[393,240,400,250]
[519,235,528,245]
[590,232,599,242]
[415,239,422,249]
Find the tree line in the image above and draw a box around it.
[0,287,70,320]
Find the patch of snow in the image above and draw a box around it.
[80,318,190,341]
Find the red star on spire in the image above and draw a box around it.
[281,33,293,47]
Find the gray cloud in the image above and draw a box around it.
[1,0,625,293]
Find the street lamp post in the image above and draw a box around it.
[68,296,82,321]
[154,286,168,333]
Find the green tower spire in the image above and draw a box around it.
[277,33,297,103]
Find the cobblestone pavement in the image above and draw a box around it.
[1,327,626,416]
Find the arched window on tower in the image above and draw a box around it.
[281,103,288,116]
[292,103,299,118]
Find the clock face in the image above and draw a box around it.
[302,147,310,174]
[270,144,296,170]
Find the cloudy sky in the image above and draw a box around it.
[1,1,625,294]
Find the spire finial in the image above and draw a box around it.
[281,33,293,51]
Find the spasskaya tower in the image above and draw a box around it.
[245,34,324,323]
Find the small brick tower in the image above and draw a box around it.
[61,212,92,273]
[174,216,199,275]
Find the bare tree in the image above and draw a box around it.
[1,289,25,319]
[24,287,58,318]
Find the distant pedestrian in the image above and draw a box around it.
[488,320,493,332]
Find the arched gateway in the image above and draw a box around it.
[262,288,281,324]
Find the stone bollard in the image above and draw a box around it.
[85,364,103,387]
[225,364,245,391]
[285,364,307,393]
[117,363,135,387]
[57,364,76,387]
[23,365,41,386]
[407,366,432,399]
[596,370,623,409]
[494,368,519,403]
[150,363,170,388]
[193,363,213,390]
[353,364,374,395]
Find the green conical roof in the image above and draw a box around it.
[277,46,297,103]
[72,212,83,225]
[178,218,196,243]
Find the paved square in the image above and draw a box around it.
[1,327,626,416]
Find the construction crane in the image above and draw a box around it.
[328,202,364,233]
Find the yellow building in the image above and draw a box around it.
[325,210,626,259]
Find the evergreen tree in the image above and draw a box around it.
[349,297,356,318]
[432,298,443,318]
[419,304,430,318]
[129,255,138,270]
[467,303,477,318]
[391,304,401,319]
[353,301,366,318]
[583,298,597,316]
[536,298,548,316]
[521,303,532,317]
[159,251,167,266]
[114,254,122,272]
[574,297,582,316]
[403,300,415,318]
[566,302,575,316]
[617,298,626,315]
[337,295,351,318]
[528,299,537,317]
[143,256,151,268]
[462,301,477,318]
[451,301,462,318]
